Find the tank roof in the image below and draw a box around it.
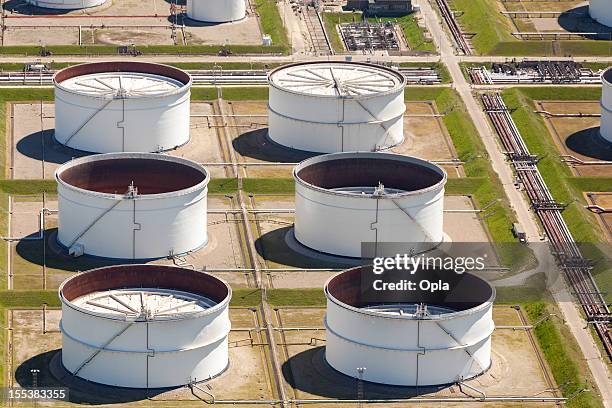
[60,264,231,320]
[54,62,191,99]
[294,152,446,198]
[269,61,405,97]
[325,265,495,319]
[56,153,208,197]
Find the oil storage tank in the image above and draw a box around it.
[324,265,495,386]
[268,62,406,153]
[55,153,209,259]
[59,264,231,388]
[293,152,447,258]
[600,67,612,143]
[25,0,105,9]
[590,0,612,28]
[187,0,246,22]
[54,62,191,153]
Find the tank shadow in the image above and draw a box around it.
[565,126,612,161]
[282,347,447,399]
[16,130,89,165]
[254,226,361,269]
[15,350,171,404]
[162,0,185,5]
[3,0,75,15]
[557,6,612,40]
[167,14,228,27]
[232,128,318,163]
[15,229,133,272]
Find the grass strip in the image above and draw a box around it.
[0,44,287,56]
[501,88,611,302]
[407,87,529,268]
[525,302,604,408]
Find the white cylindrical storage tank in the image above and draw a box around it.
[55,153,209,259]
[590,0,612,28]
[24,0,106,9]
[325,265,495,386]
[294,152,447,258]
[59,264,231,388]
[600,67,612,143]
[187,0,246,22]
[268,62,406,153]
[54,62,191,153]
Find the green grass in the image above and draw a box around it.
[366,14,435,52]
[191,87,269,101]
[399,62,451,83]
[501,89,603,244]
[0,180,56,195]
[242,178,294,194]
[525,302,604,408]
[322,12,359,53]
[323,12,434,53]
[0,89,54,179]
[0,62,284,72]
[0,44,287,56]
[567,177,612,192]
[0,290,61,308]
[516,87,601,102]
[267,288,325,307]
[254,0,289,50]
[501,88,612,303]
[221,87,269,101]
[0,178,489,198]
[230,289,262,307]
[450,0,612,56]
[406,88,530,269]
[451,0,515,55]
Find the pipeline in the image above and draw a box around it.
[0,68,442,86]
[434,0,472,55]
[481,92,612,360]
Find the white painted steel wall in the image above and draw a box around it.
[25,0,105,9]
[59,267,231,388]
[324,271,495,386]
[600,67,612,143]
[187,0,246,22]
[54,66,191,153]
[56,153,209,259]
[294,153,446,258]
[268,62,406,153]
[590,0,612,28]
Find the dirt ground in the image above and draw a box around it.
[9,193,494,291]
[9,102,227,180]
[9,308,274,406]
[586,192,612,242]
[537,101,612,177]
[252,194,495,289]
[274,306,558,406]
[9,194,250,290]
[225,100,463,178]
[8,306,557,407]
[392,100,463,177]
[500,0,612,38]
[10,100,463,180]
[2,0,261,46]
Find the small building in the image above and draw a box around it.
[346,0,413,16]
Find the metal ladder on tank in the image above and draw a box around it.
[65,183,138,251]
[71,318,138,376]
[62,98,116,146]
[433,320,485,375]
[372,182,437,243]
